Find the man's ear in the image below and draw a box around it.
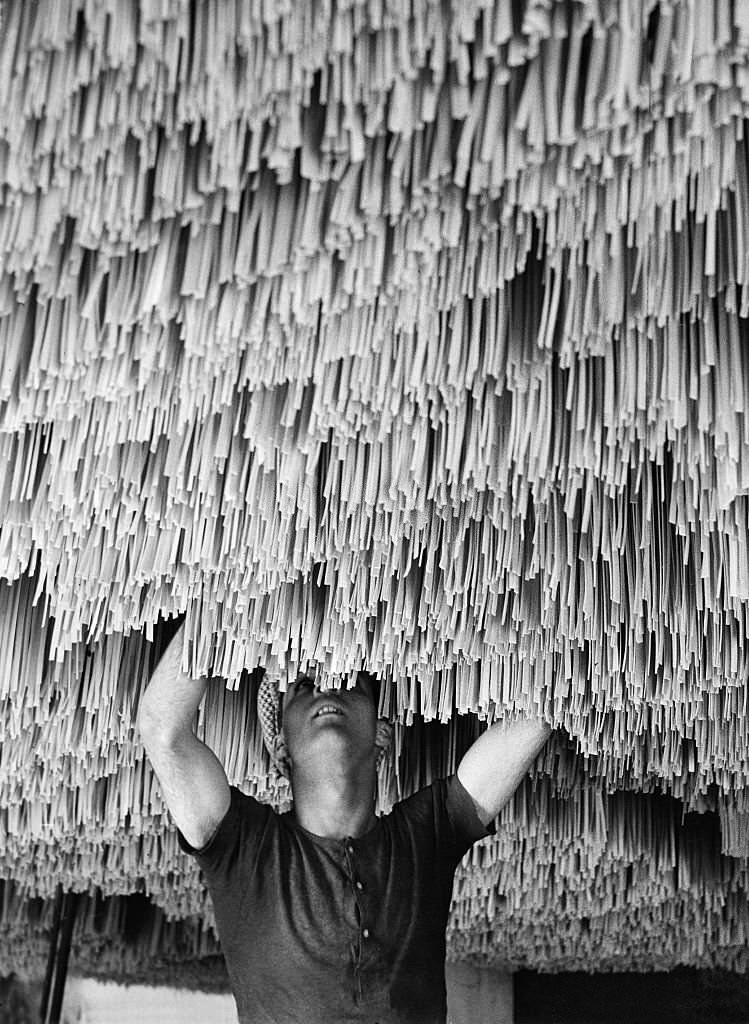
[375,719,393,752]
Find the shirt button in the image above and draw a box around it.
[362,928,370,939]
[355,881,364,891]
[346,843,354,854]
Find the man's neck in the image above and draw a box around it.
[290,763,377,839]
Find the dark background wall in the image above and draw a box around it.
[515,969,749,1024]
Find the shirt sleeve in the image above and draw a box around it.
[392,774,496,869]
[176,785,272,891]
[443,772,496,859]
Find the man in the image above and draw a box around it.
[138,621,551,1023]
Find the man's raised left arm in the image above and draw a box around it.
[457,716,552,826]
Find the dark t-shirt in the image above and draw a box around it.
[178,775,494,1024]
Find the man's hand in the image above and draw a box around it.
[457,715,552,826]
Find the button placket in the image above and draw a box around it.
[343,837,372,992]
[346,850,367,924]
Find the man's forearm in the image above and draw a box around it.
[138,622,209,742]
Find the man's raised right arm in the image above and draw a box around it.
[137,621,231,850]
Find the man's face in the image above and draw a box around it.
[280,670,378,775]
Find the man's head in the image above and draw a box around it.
[281,668,378,780]
[257,668,392,784]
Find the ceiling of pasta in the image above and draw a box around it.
[1,0,749,980]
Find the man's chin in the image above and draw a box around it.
[293,732,375,771]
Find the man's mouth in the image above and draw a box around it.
[313,704,344,718]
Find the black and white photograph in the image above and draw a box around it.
[0,1,748,1022]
